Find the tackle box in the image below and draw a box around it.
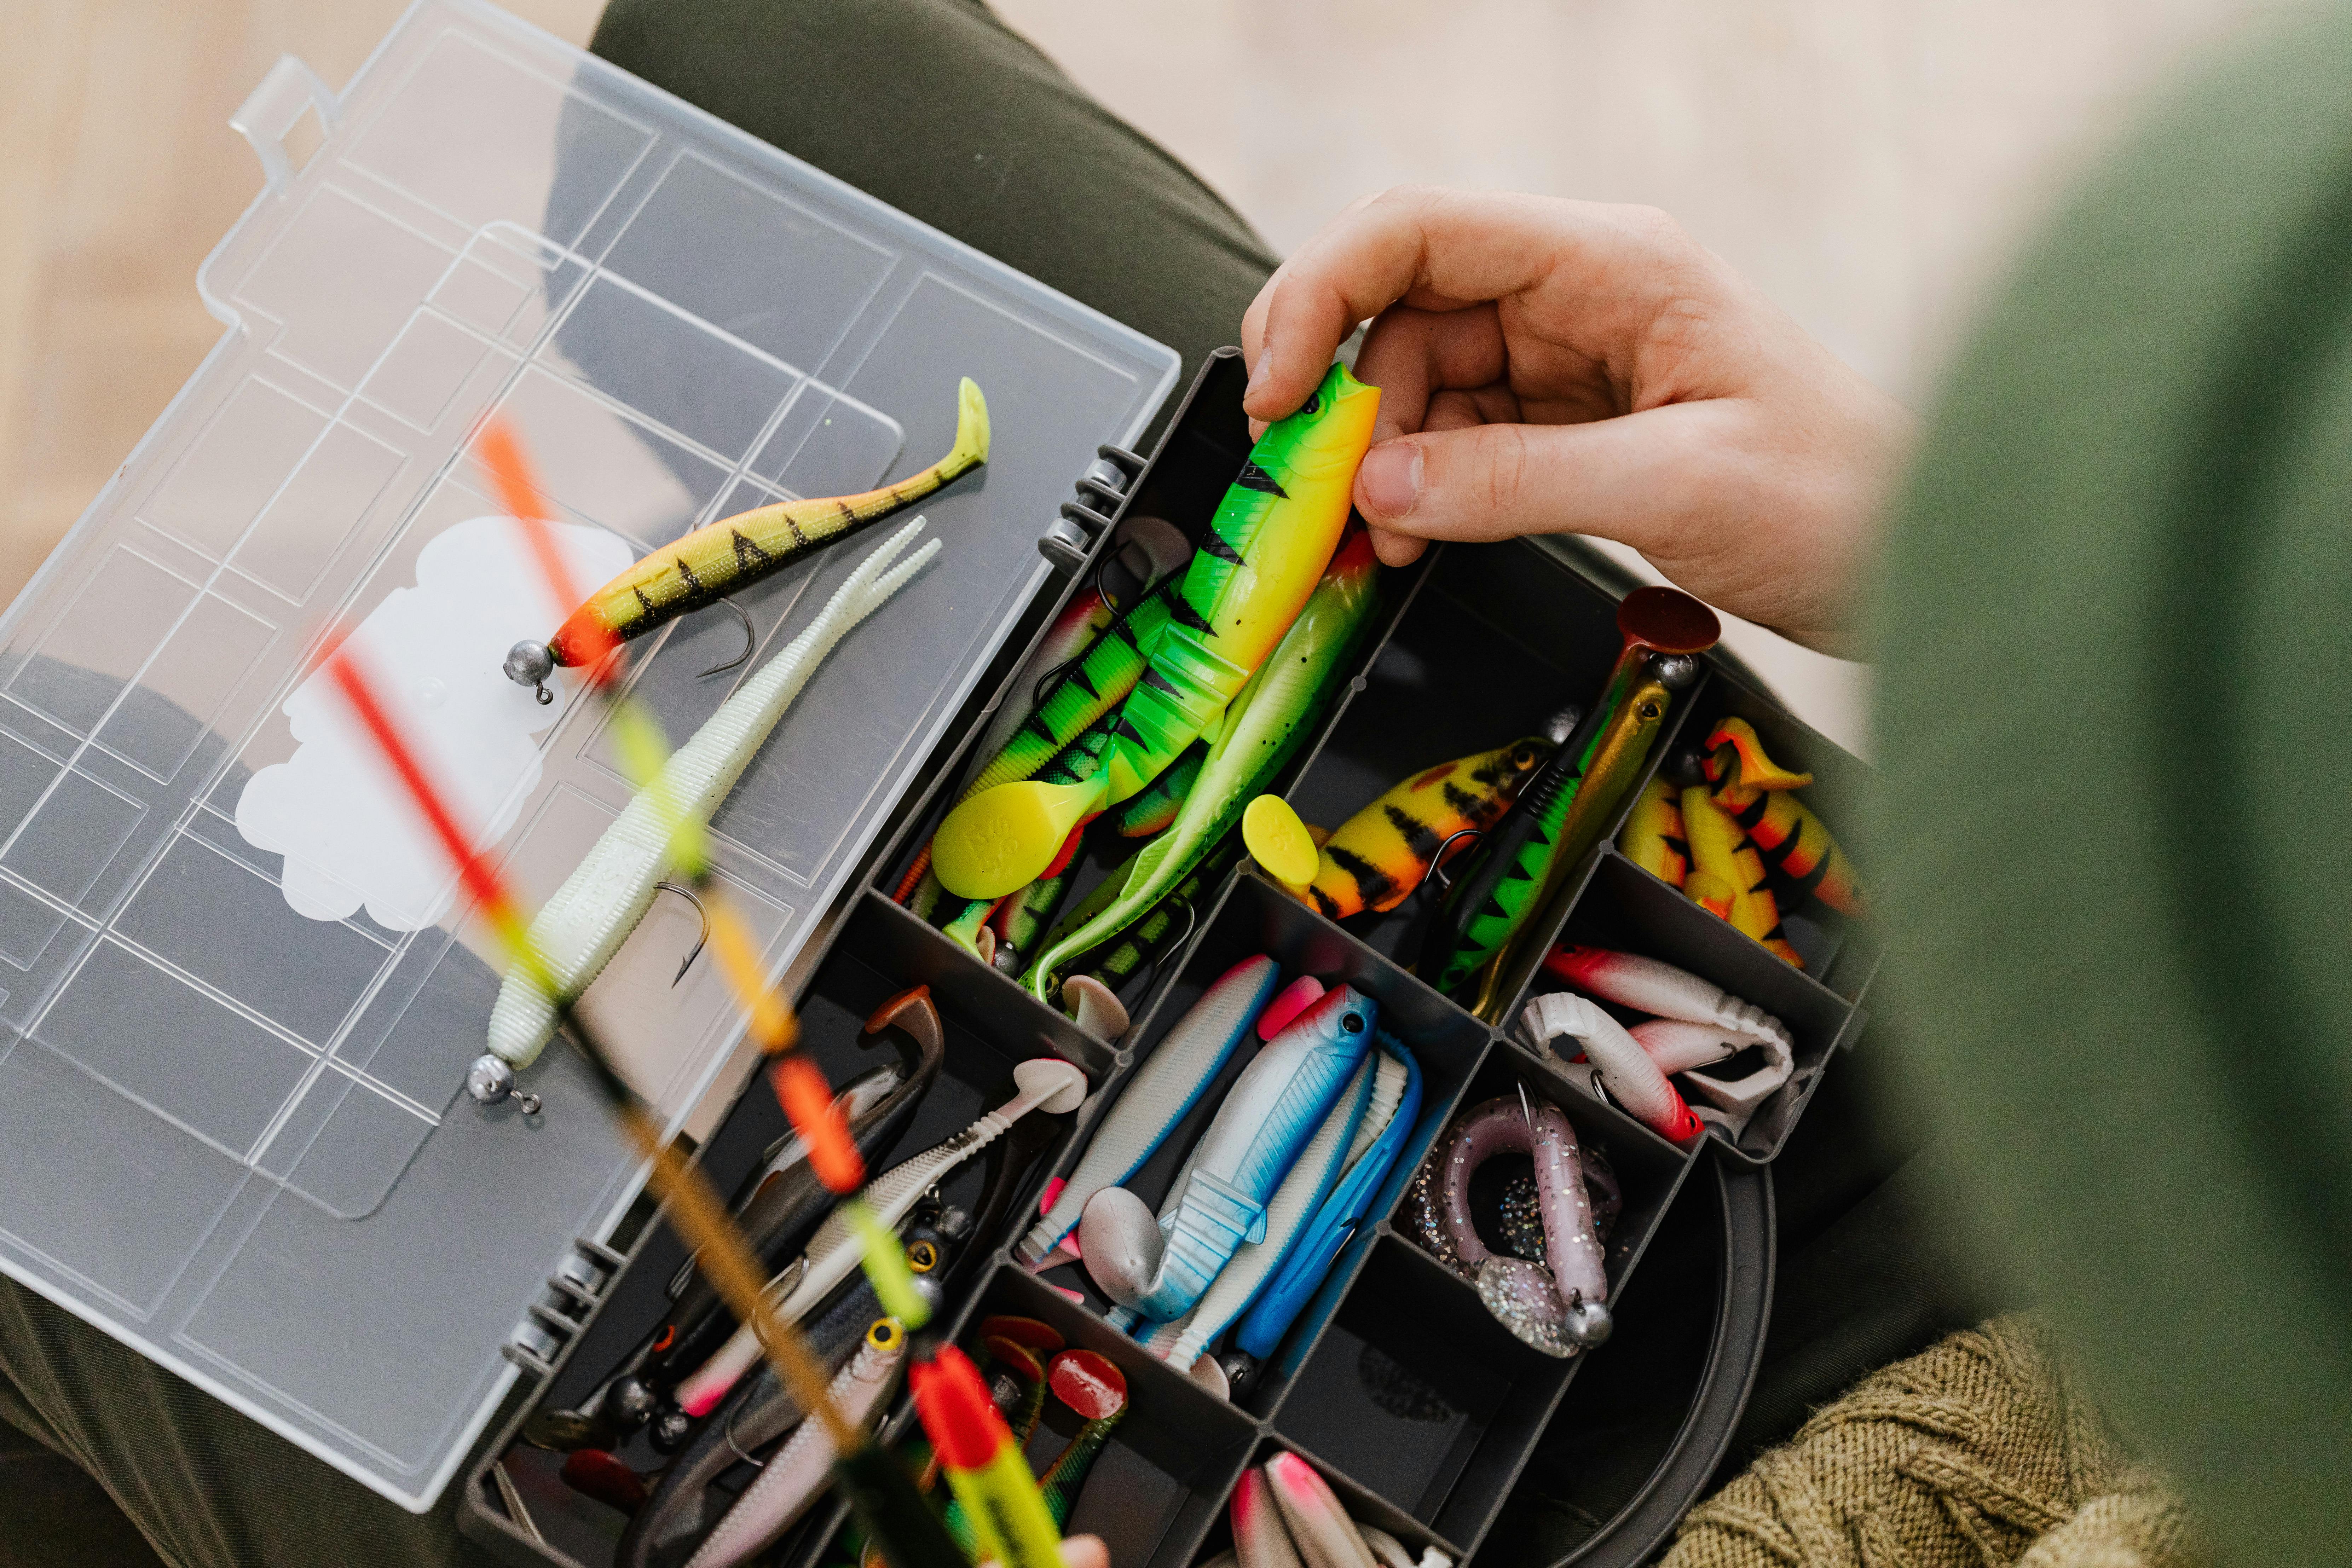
[0,2,1880,1565]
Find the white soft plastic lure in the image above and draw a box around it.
[1546,947,1793,1055]
[674,1057,1087,1417]
[481,520,940,1077]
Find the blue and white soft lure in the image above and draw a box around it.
[1233,1032,1422,1360]
[1020,955,1281,1264]
[1081,985,1378,1322]
[1139,1035,1415,1372]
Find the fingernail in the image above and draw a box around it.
[1247,345,1273,401]
[1358,440,1422,519]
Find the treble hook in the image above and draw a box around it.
[697,600,755,681]
[656,881,710,985]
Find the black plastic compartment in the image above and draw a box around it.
[1514,852,1867,1165]
[1028,868,1493,1416]
[464,351,1862,1568]
[463,894,1115,1568]
[1281,538,1705,1018]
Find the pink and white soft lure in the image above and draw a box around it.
[1546,947,1792,1054]
[1519,993,1705,1143]
[1547,947,1795,1132]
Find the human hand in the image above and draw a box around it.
[1240,188,1913,654]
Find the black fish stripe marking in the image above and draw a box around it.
[1664,834,1692,860]
[1114,718,1148,746]
[786,514,811,549]
[675,556,703,595]
[1381,804,1440,862]
[633,585,657,616]
[1112,617,1144,649]
[1168,596,1215,633]
[1730,793,1771,831]
[1502,860,1533,882]
[1142,667,1181,696]
[1479,894,1511,922]
[1440,781,1485,822]
[1783,848,1833,899]
[1326,845,1396,906]
[1023,712,1057,743]
[1310,885,1343,920]
[1068,665,1099,699]
[1201,528,1246,565]
[730,528,772,572]
[1232,460,1288,498]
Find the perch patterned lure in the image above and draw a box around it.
[1305,739,1552,920]
[503,380,986,694]
[1021,529,1382,1006]
[1680,784,1803,965]
[482,521,939,1074]
[903,576,1188,950]
[1617,777,1689,886]
[1420,588,1717,1013]
[1702,717,1865,915]
[932,362,1380,898]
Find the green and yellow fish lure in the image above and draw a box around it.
[930,362,1379,899]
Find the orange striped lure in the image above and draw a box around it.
[504,379,988,699]
[1701,718,1865,915]
[1680,784,1802,966]
[1617,777,1689,886]
[1305,739,1551,920]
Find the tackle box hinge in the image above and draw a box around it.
[500,1235,629,1379]
[1038,447,1146,575]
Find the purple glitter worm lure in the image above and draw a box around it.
[1432,1096,1614,1356]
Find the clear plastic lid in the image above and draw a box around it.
[0,0,1176,1511]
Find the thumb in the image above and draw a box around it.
[1352,406,1735,559]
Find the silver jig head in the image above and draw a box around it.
[466,1053,542,1116]
[504,640,555,705]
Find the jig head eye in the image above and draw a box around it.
[504,640,556,705]
[906,1239,941,1274]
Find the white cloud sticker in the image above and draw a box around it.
[236,515,634,930]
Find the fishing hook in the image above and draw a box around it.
[657,881,710,985]
[1421,827,1486,894]
[697,599,756,681]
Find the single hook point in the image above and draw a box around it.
[697,601,755,681]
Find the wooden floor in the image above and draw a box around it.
[0,0,2293,754]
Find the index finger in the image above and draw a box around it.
[1239,187,1689,423]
